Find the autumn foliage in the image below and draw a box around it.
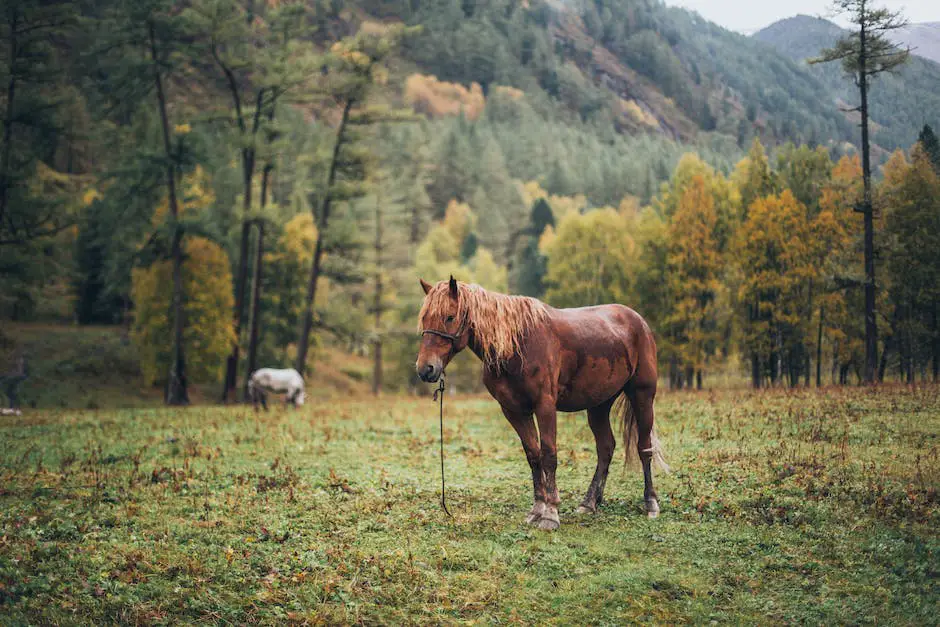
[131,237,235,386]
[404,74,485,121]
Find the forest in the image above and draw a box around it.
[1,0,939,404]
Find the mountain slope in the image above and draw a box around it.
[893,22,940,65]
[754,15,940,151]
[389,0,866,150]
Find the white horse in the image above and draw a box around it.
[247,368,306,411]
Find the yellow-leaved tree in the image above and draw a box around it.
[656,152,741,250]
[132,168,235,387]
[543,207,637,308]
[414,200,507,291]
[736,190,817,386]
[818,155,865,383]
[262,213,333,365]
[665,174,725,388]
[407,200,508,393]
[132,237,235,386]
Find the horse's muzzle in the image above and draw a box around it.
[417,362,442,383]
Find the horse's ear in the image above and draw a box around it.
[448,275,458,300]
[419,278,432,295]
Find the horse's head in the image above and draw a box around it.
[416,276,469,382]
[295,389,306,406]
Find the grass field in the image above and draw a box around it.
[0,386,937,624]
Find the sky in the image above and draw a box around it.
[663,0,939,34]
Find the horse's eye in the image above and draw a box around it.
[446,315,455,323]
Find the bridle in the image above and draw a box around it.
[420,316,469,351]
[420,328,462,343]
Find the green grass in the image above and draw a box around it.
[0,386,937,624]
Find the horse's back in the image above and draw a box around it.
[250,368,304,391]
[552,303,653,346]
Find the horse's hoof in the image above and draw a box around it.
[525,502,546,525]
[537,505,560,531]
[538,517,560,531]
[645,498,660,519]
[576,504,596,515]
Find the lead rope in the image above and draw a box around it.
[433,375,453,517]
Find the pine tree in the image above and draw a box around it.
[295,23,419,374]
[0,1,80,247]
[89,0,196,404]
[883,144,940,381]
[812,0,910,383]
[918,124,940,173]
[186,0,320,402]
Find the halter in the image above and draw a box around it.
[420,316,469,348]
[421,328,462,343]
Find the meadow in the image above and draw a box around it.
[0,386,936,625]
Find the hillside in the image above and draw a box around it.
[894,22,940,65]
[753,15,940,151]
[392,0,862,150]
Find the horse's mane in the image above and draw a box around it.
[418,281,549,366]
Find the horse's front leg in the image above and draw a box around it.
[535,401,560,531]
[500,407,545,526]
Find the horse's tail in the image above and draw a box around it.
[616,393,669,473]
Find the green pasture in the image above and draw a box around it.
[0,387,936,624]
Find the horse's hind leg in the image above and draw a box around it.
[628,382,660,518]
[578,398,616,514]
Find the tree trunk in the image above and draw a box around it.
[877,335,890,382]
[0,10,17,232]
[748,300,761,389]
[242,94,278,398]
[695,370,702,390]
[858,11,879,384]
[219,85,266,403]
[410,202,420,244]
[167,225,188,405]
[243,220,264,399]
[149,21,187,406]
[222,220,251,402]
[816,306,824,387]
[932,305,939,382]
[804,282,813,387]
[906,336,914,384]
[831,344,838,385]
[296,98,354,374]
[776,330,784,387]
[372,197,383,396]
[898,320,908,382]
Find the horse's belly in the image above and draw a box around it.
[555,357,629,412]
[254,378,291,394]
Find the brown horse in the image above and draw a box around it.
[416,277,668,531]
